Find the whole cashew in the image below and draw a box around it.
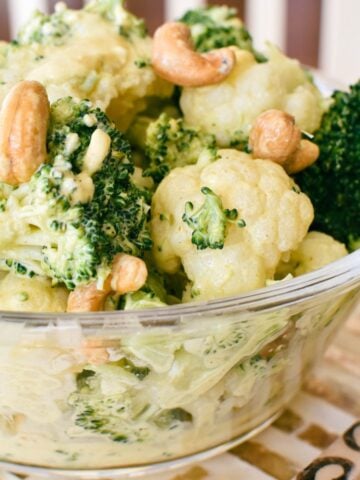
[249,109,319,174]
[0,81,50,185]
[152,22,235,87]
[67,254,148,312]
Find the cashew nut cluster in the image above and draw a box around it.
[152,22,235,87]
[249,109,319,174]
[0,80,50,185]
[67,253,148,312]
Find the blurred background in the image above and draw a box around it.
[0,0,359,85]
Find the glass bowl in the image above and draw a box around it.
[0,249,359,479]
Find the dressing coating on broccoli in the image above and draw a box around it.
[0,98,152,290]
[179,5,265,62]
[142,113,217,182]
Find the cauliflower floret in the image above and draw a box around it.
[180,46,325,146]
[0,273,68,312]
[151,150,314,301]
[276,231,348,278]
[0,5,172,131]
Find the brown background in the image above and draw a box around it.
[0,0,322,68]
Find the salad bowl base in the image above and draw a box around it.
[0,270,359,478]
[0,410,283,480]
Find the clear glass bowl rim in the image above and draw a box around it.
[1,249,359,327]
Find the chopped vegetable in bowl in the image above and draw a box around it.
[0,1,359,476]
[151,149,314,301]
[0,0,357,312]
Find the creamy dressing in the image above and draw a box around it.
[0,310,341,470]
[0,406,282,468]
[65,133,81,156]
[0,372,294,469]
[82,129,111,175]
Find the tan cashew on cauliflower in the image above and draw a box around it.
[152,22,235,87]
[151,150,314,302]
[180,45,326,146]
[249,109,320,174]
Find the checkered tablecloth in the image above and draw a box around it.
[2,306,360,480]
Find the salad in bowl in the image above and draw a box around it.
[0,1,358,477]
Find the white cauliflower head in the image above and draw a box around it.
[151,149,314,301]
[276,231,348,278]
[180,46,325,146]
[0,273,68,312]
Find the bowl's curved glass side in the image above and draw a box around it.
[0,282,358,473]
[1,249,359,329]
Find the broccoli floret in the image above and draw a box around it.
[142,113,217,183]
[48,97,133,171]
[69,362,150,443]
[0,98,151,289]
[295,82,360,250]
[182,186,243,250]
[86,0,147,39]
[15,1,147,48]
[121,291,167,310]
[120,267,169,310]
[16,7,71,46]
[180,5,266,63]
[69,365,192,443]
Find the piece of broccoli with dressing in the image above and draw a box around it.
[295,82,360,250]
[85,0,148,40]
[16,7,71,46]
[141,113,218,182]
[122,273,169,309]
[0,95,151,291]
[69,363,193,443]
[182,186,242,250]
[179,5,266,63]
